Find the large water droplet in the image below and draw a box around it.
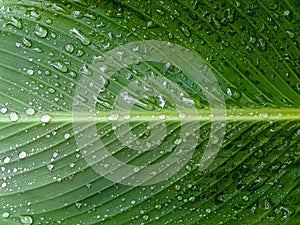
[26,108,35,116]
[5,16,23,29]
[41,114,51,123]
[20,215,33,225]
[34,24,48,38]
[1,212,9,218]
[51,61,68,72]
[70,28,90,45]
[9,112,19,122]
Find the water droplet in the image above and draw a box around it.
[226,87,241,99]
[26,69,34,76]
[51,3,71,14]
[108,113,119,121]
[65,43,75,53]
[257,38,267,51]
[180,25,191,37]
[9,112,19,122]
[283,10,293,21]
[41,114,51,123]
[242,195,249,201]
[34,24,48,38]
[286,30,295,39]
[155,204,162,210]
[0,107,8,114]
[20,215,33,225]
[175,184,181,190]
[127,200,135,206]
[210,15,221,30]
[64,133,71,139]
[22,37,32,47]
[178,112,186,119]
[70,28,90,45]
[205,208,211,214]
[5,16,23,29]
[189,196,196,202]
[47,164,54,171]
[174,139,182,145]
[156,9,165,15]
[3,156,10,164]
[26,108,35,116]
[142,215,149,221]
[2,212,9,218]
[51,61,68,72]
[123,114,131,120]
[209,135,219,145]
[18,151,27,159]
[133,167,139,173]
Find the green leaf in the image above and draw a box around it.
[0,0,299,224]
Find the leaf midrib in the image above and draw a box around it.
[1,108,299,123]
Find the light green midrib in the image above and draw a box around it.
[0,108,299,123]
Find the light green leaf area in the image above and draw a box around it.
[0,0,299,224]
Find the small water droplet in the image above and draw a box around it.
[142,215,149,221]
[22,37,32,47]
[47,164,54,171]
[174,139,182,145]
[34,24,48,38]
[286,30,295,39]
[41,114,51,123]
[154,204,162,210]
[20,215,33,225]
[257,38,267,51]
[283,10,293,21]
[178,112,186,119]
[3,156,10,164]
[133,167,139,173]
[108,113,119,121]
[65,43,75,53]
[18,151,27,159]
[26,69,34,76]
[0,107,8,114]
[64,133,71,139]
[226,87,241,99]
[175,184,181,190]
[131,200,136,205]
[9,112,19,122]
[242,195,249,201]
[205,208,211,214]
[70,28,90,45]
[51,61,68,72]
[26,108,35,116]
